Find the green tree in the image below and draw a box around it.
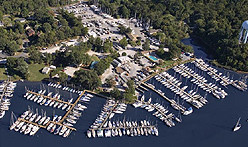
[59,72,68,83]
[119,37,128,48]
[110,87,122,100]
[142,39,150,50]
[73,70,101,90]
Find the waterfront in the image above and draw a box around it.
[1,38,248,147]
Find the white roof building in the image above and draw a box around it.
[117,56,131,64]
[42,67,51,74]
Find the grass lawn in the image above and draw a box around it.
[28,64,49,81]
[0,67,8,80]
[91,55,100,61]
[159,60,176,68]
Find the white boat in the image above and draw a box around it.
[24,124,33,135]
[20,124,27,133]
[87,130,92,138]
[233,117,241,132]
[10,120,20,130]
[0,110,5,119]
[30,125,40,136]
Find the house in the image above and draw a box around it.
[126,33,137,41]
[0,22,3,27]
[117,56,131,64]
[148,28,161,36]
[42,67,51,74]
[163,48,169,52]
[0,59,7,65]
[15,18,26,23]
[26,28,35,37]
[50,65,56,70]
[112,59,121,67]
[22,39,30,48]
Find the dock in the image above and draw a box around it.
[90,125,156,131]
[193,59,231,85]
[193,59,247,91]
[27,90,74,106]
[158,74,204,109]
[99,102,119,129]
[59,90,86,123]
[18,118,46,128]
[140,82,186,113]
[174,65,216,92]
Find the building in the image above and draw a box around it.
[50,65,56,70]
[126,33,137,41]
[117,56,131,64]
[112,59,121,67]
[0,22,3,27]
[148,28,161,36]
[0,59,7,65]
[239,20,248,43]
[15,18,26,23]
[26,28,35,37]
[42,67,51,74]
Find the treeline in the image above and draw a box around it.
[89,0,193,59]
[0,0,88,56]
[184,0,248,71]
[0,0,73,15]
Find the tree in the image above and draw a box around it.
[29,50,42,64]
[0,11,3,20]
[119,37,128,48]
[16,58,29,79]
[142,39,150,50]
[73,70,101,90]
[122,52,127,56]
[106,77,116,87]
[59,72,68,83]
[110,87,122,100]
[43,23,52,33]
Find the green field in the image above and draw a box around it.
[0,67,8,80]
[28,64,49,81]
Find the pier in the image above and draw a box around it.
[59,90,86,123]
[99,102,119,129]
[140,82,186,113]
[18,118,46,128]
[137,99,174,120]
[90,125,156,131]
[193,59,231,85]
[27,90,74,106]
[158,74,203,109]
[174,65,216,92]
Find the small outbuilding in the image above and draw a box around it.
[42,67,51,74]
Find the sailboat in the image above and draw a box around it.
[233,117,241,132]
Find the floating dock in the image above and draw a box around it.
[99,102,119,129]
[27,90,74,106]
[140,82,186,113]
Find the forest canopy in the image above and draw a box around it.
[90,0,248,71]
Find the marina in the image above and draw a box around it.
[155,72,208,109]
[0,80,17,119]
[173,63,228,99]
[192,58,247,91]
[133,96,182,127]
[140,82,186,113]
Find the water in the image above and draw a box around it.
[149,55,158,61]
[1,38,248,147]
